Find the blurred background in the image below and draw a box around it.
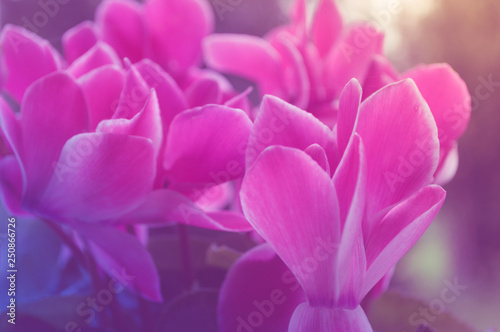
[1,0,499,330]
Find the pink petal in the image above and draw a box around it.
[362,185,446,298]
[113,63,150,119]
[204,34,284,97]
[67,42,121,78]
[246,95,337,168]
[96,0,145,63]
[356,79,440,227]
[184,76,222,107]
[241,146,341,307]
[332,135,367,307]
[134,59,188,131]
[289,303,373,332]
[164,105,252,184]
[0,24,62,102]
[144,0,214,75]
[38,133,155,223]
[311,0,343,57]
[325,23,384,96]
[20,72,89,210]
[62,21,99,63]
[304,143,330,175]
[97,90,163,156]
[74,223,162,302]
[115,189,252,231]
[78,65,125,130]
[403,64,471,145]
[336,79,362,155]
[219,244,307,332]
[362,54,399,99]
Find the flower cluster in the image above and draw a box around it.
[0,0,471,330]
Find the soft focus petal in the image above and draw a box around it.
[311,0,343,57]
[78,65,125,130]
[96,0,145,63]
[362,55,399,99]
[403,63,471,145]
[332,135,367,307]
[144,0,214,75]
[62,21,99,63]
[134,59,188,131]
[356,79,439,227]
[74,223,162,302]
[362,185,446,298]
[241,146,341,307]
[38,133,155,223]
[246,95,336,168]
[67,42,121,78]
[325,23,384,95]
[0,97,22,160]
[164,105,252,184]
[184,76,222,107]
[219,244,307,332]
[115,189,252,231]
[204,34,284,97]
[0,24,62,102]
[20,72,89,210]
[289,303,373,332]
[113,63,150,119]
[97,90,163,156]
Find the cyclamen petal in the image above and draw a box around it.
[0,24,63,102]
[38,133,155,223]
[219,244,307,332]
[241,146,341,307]
[62,21,99,64]
[164,105,252,184]
[20,72,89,211]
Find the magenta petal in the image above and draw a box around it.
[241,146,341,306]
[144,0,213,75]
[332,135,367,307]
[362,55,399,99]
[67,42,121,78]
[337,79,362,155]
[164,105,252,184]
[204,34,284,96]
[325,23,383,95]
[134,59,188,131]
[219,244,307,332]
[362,185,446,298]
[403,63,471,145]
[115,189,251,231]
[97,90,162,156]
[0,25,62,102]
[78,65,125,130]
[0,156,27,216]
[246,95,336,168]
[311,0,343,57]
[184,76,222,107]
[62,21,99,63]
[96,0,145,63]
[38,133,155,223]
[74,223,162,302]
[289,303,373,332]
[356,79,439,223]
[304,143,330,175]
[20,72,89,210]
[113,64,150,119]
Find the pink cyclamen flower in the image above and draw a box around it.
[204,0,471,185]
[218,79,446,331]
[0,21,254,300]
